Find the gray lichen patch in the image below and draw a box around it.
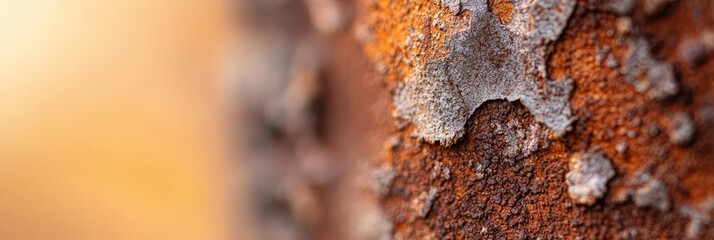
[520,78,575,136]
[565,151,616,206]
[431,161,452,180]
[615,169,672,211]
[393,0,576,146]
[680,198,714,239]
[437,0,464,14]
[371,164,397,196]
[394,65,471,145]
[522,0,577,44]
[667,112,695,146]
[600,0,635,15]
[503,119,547,160]
[411,187,439,218]
[623,38,679,101]
[632,178,670,211]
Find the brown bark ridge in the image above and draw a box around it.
[357,0,714,238]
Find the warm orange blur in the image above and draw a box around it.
[0,0,236,239]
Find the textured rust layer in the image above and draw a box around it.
[358,0,471,86]
[487,0,514,24]
[359,0,714,239]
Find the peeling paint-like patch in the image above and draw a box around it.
[393,0,576,146]
[629,172,671,211]
[600,0,635,15]
[680,198,714,239]
[632,178,670,211]
[432,0,465,14]
[667,112,695,146]
[565,151,616,206]
[503,119,546,160]
[371,164,397,196]
[623,38,679,101]
[411,187,439,218]
[431,161,452,180]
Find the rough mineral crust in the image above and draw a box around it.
[503,119,546,160]
[633,178,671,211]
[411,187,439,218]
[393,0,576,146]
[623,38,679,101]
[371,165,397,196]
[600,0,635,15]
[433,0,464,13]
[565,151,616,206]
[668,112,696,145]
[680,198,714,239]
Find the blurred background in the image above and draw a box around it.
[0,0,382,239]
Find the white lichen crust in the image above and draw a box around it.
[624,38,679,101]
[633,178,670,211]
[393,0,577,146]
[668,112,695,146]
[411,187,439,218]
[566,151,616,206]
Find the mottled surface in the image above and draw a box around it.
[393,0,576,145]
[359,0,714,238]
[566,151,616,206]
